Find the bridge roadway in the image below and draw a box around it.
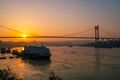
[0,36,120,40]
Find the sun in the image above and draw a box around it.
[22,34,27,38]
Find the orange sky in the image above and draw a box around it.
[0,0,120,41]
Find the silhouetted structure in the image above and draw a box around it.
[95,25,99,48]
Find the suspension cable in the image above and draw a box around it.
[100,28,119,38]
[0,25,38,36]
[59,27,94,36]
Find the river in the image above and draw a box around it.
[0,46,120,80]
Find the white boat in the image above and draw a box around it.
[21,45,51,59]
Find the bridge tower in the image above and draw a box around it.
[95,25,99,47]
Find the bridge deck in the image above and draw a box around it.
[0,36,119,39]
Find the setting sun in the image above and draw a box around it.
[22,34,27,38]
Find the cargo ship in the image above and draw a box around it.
[21,45,51,59]
[13,45,51,59]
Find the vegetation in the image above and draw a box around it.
[0,67,62,80]
[49,71,62,80]
[0,67,22,80]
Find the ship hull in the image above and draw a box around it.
[21,53,51,60]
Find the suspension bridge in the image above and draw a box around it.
[0,25,120,41]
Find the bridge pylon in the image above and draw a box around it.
[95,25,99,47]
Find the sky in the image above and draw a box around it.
[0,0,120,41]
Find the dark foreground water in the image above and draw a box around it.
[0,46,120,80]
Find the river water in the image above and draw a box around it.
[0,46,120,80]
